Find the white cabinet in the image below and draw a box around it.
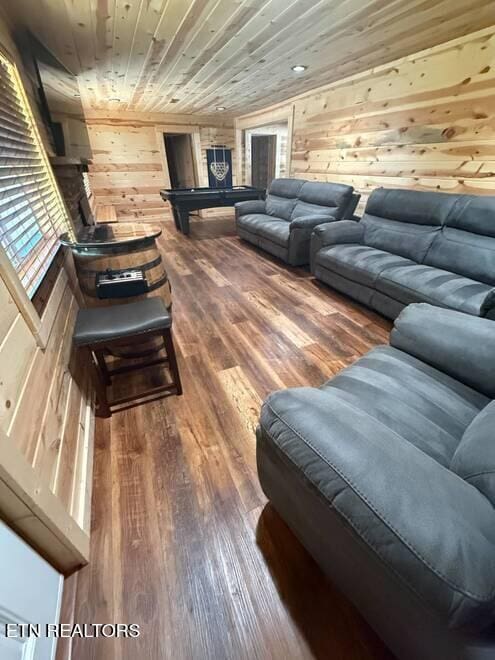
[0,520,63,659]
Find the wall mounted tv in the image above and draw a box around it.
[14,30,92,160]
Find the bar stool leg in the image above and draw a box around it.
[94,349,111,385]
[83,347,111,417]
[163,329,182,395]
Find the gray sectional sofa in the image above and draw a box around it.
[257,303,495,660]
[235,178,359,266]
[311,188,495,319]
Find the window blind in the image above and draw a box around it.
[0,51,71,299]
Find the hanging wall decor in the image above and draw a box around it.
[207,145,233,188]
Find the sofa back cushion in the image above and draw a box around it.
[266,178,304,220]
[291,181,353,220]
[451,401,495,505]
[424,195,495,285]
[365,188,458,226]
[360,188,456,262]
[362,216,440,262]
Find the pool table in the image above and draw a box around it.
[160,185,265,235]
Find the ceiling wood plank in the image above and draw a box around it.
[3,0,494,115]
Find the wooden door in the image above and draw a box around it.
[0,520,63,659]
[164,134,196,189]
[251,134,277,189]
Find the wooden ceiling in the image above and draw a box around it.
[3,0,495,116]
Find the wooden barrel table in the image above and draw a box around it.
[60,223,171,309]
[60,223,171,362]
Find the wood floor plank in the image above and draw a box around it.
[72,215,393,660]
[194,257,232,287]
[244,290,315,349]
[217,365,263,441]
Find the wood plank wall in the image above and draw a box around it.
[86,112,237,222]
[0,264,93,533]
[0,11,93,569]
[239,27,495,212]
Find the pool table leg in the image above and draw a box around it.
[171,207,181,231]
[178,210,190,235]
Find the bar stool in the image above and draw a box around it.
[73,297,182,417]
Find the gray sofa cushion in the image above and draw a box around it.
[256,219,290,247]
[291,201,335,220]
[451,401,495,506]
[390,304,495,399]
[236,212,274,234]
[321,345,486,465]
[265,178,304,220]
[364,187,458,226]
[266,195,295,220]
[424,228,495,287]
[376,264,493,316]
[448,194,495,238]
[268,177,305,198]
[317,244,414,287]
[361,215,441,262]
[291,181,353,220]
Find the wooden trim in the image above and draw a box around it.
[0,247,69,350]
[154,124,202,190]
[36,267,68,348]
[32,248,65,317]
[55,572,79,660]
[286,105,294,178]
[235,105,295,131]
[0,245,42,342]
[234,105,294,184]
[0,426,89,573]
[235,127,243,185]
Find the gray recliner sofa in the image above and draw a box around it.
[257,303,495,660]
[311,188,495,319]
[235,178,359,266]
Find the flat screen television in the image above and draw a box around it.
[14,30,92,160]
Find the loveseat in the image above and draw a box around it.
[235,178,359,266]
[311,188,495,319]
[257,303,495,660]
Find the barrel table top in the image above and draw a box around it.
[60,223,162,251]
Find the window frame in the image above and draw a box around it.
[0,45,74,349]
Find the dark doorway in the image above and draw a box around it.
[164,133,196,189]
[251,134,277,189]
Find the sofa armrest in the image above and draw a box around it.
[391,303,495,398]
[235,199,266,217]
[342,192,360,219]
[259,387,495,631]
[310,220,364,273]
[290,214,337,230]
[481,288,495,319]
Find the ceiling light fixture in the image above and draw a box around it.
[216,106,226,111]
[291,65,307,73]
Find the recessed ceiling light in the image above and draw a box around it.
[291,65,307,73]
[216,106,226,111]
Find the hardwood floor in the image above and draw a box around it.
[72,215,394,660]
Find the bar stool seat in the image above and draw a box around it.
[73,297,182,417]
[74,297,172,346]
